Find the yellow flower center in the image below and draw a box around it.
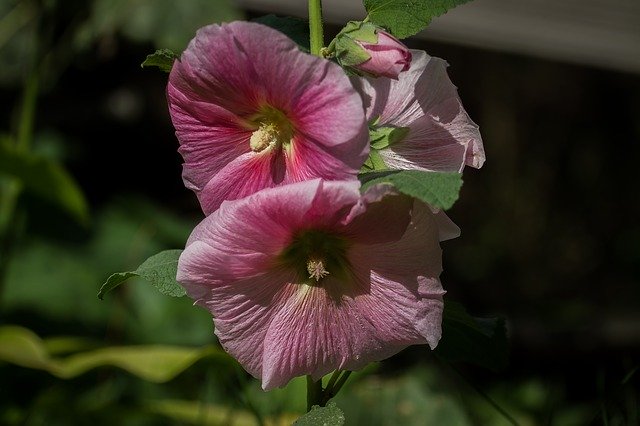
[248,107,293,153]
[307,257,330,282]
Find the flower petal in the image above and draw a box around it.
[353,50,485,171]
[169,22,369,212]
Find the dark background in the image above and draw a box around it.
[1,1,638,424]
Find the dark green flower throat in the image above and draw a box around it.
[279,229,350,285]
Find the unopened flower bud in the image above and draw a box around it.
[334,22,411,79]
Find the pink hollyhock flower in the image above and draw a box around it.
[177,179,459,390]
[167,22,369,215]
[354,30,412,79]
[353,50,485,173]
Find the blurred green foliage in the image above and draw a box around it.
[0,0,638,425]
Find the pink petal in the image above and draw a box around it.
[168,22,369,213]
[353,50,485,172]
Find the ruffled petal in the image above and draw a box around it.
[169,22,369,212]
[353,50,485,172]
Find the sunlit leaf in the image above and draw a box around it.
[98,249,185,300]
[141,48,178,72]
[364,0,474,39]
[293,402,345,425]
[0,325,233,383]
[0,135,89,223]
[360,170,462,210]
[435,301,509,371]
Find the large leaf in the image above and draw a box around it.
[98,249,185,299]
[294,402,345,425]
[360,170,462,210]
[0,136,88,223]
[0,325,231,382]
[363,0,474,39]
[253,15,310,52]
[435,301,509,372]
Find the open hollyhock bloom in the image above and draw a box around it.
[168,22,369,215]
[177,179,459,390]
[353,50,485,173]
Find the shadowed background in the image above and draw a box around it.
[0,0,638,424]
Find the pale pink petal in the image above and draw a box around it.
[178,180,454,390]
[353,50,485,172]
[259,200,447,389]
[343,184,413,244]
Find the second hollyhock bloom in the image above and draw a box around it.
[353,50,485,173]
[168,22,369,215]
[177,179,459,390]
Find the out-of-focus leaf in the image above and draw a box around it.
[98,249,185,299]
[363,0,473,39]
[141,48,178,72]
[75,0,241,52]
[332,366,472,425]
[0,325,233,382]
[253,15,310,52]
[146,399,299,426]
[360,170,462,210]
[293,402,345,425]
[435,301,509,371]
[0,136,88,223]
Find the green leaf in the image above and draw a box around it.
[0,136,88,223]
[369,126,410,150]
[435,301,509,371]
[98,249,185,300]
[294,402,345,425]
[335,36,370,67]
[0,325,233,383]
[253,14,310,52]
[364,0,474,39]
[141,48,178,72]
[360,170,462,210]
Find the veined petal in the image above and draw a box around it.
[354,50,485,172]
[168,22,369,213]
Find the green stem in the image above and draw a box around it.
[308,0,324,56]
[306,375,323,411]
[330,371,352,396]
[0,51,40,299]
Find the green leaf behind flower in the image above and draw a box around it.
[141,48,178,72]
[360,170,462,210]
[253,15,310,52]
[363,0,474,39]
[435,301,509,372]
[98,249,185,299]
[294,402,345,425]
[0,135,88,223]
[0,326,232,382]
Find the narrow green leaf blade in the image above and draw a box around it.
[58,345,227,382]
[98,249,184,299]
[0,137,89,223]
[364,0,474,39]
[141,48,178,72]
[253,14,310,52]
[294,402,345,425]
[435,301,509,371]
[360,170,462,210]
[0,326,234,383]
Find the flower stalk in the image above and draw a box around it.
[308,0,324,56]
